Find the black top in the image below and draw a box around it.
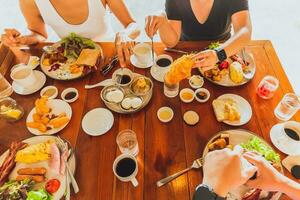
[165,0,249,41]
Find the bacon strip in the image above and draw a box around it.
[0,142,27,186]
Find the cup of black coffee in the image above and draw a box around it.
[151,54,173,82]
[283,122,300,141]
[113,153,138,187]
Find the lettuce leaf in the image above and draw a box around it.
[241,137,281,164]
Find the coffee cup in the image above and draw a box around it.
[133,43,152,65]
[152,54,173,79]
[10,65,36,88]
[282,121,300,141]
[113,153,138,187]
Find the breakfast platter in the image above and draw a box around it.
[100,73,153,114]
[0,136,76,200]
[199,51,256,87]
[203,129,283,200]
[40,33,103,80]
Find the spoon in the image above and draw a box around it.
[85,79,114,89]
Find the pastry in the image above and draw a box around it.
[230,61,244,83]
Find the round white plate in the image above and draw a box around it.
[217,94,252,126]
[130,54,156,69]
[82,108,114,136]
[12,71,46,95]
[270,123,300,155]
[0,136,76,200]
[26,99,72,135]
[203,129,282,200]
[150,66,165,82]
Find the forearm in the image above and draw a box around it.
[278,176,300,200]
[21,31,46,45]
[159,21,180,48]
[221,27,251,57]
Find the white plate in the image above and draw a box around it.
[26,99,72,135]
[150,66,164,82]
[203,129,282,200]
[216,94,252,126]
[82,108,114,136]
[199,52,256,87]
[12,71,46,95]
[130,54,156,69]
[0,136,76,200]
[270,123,300,155]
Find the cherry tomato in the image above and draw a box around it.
[45,179,61,194]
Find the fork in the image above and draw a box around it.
[56,137,79,194]
[156,157,204,187]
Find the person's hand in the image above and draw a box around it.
[243,152,285,191]
[1,28,22,47]
[145,13,167,38]
[115,32,135,68]
[1,29,41,47]
[193,50,219,71]
[202,146,257,197]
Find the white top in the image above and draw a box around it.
[35,0,114,41]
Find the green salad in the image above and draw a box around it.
[241,137,281,164]
[0,179,34,200]
[60,32,96,59]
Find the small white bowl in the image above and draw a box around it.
[61,88,79,103]
[180,88,195,103]
[40,86,58,99]
[194,88,210,103]
[157,107,174,123]
[189,75,204,89]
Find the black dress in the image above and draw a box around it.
[165,0,249,41]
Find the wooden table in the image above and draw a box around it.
[0,41,299,200]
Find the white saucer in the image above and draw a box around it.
[150,66,165,82]
[282,155,300,175]
[82,108,114,136]
[12,71,46,95]
[130,54,156,69]
[270,123,300,155]
[217,94,252,126]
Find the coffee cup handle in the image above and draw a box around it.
[131,177,138,187]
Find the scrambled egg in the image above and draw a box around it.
[15,140,53,163]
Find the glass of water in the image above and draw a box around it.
[274,93,300,121]
[164,75,179,98]
[116,129,139,156]
[0,73,13,99]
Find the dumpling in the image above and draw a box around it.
[121,98,132,110]
[131,97,143,109]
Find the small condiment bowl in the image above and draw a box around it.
[189,75,204,89]
[157,107,174,123]
[180,88,195,103]
[112,68,134,87]
[40,86,58,99]
[130,76,153,96]
[194,88,210,103]
[61,88,79,103]
[100,85,125,105]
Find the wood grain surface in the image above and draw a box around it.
[0,41,298,200]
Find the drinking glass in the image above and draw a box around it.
[0,97,24,122]
[116,129,139,156]
[274,93,300,121]
[164,75,179,98]
[0,73,13,99]
[256,75,279,99]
